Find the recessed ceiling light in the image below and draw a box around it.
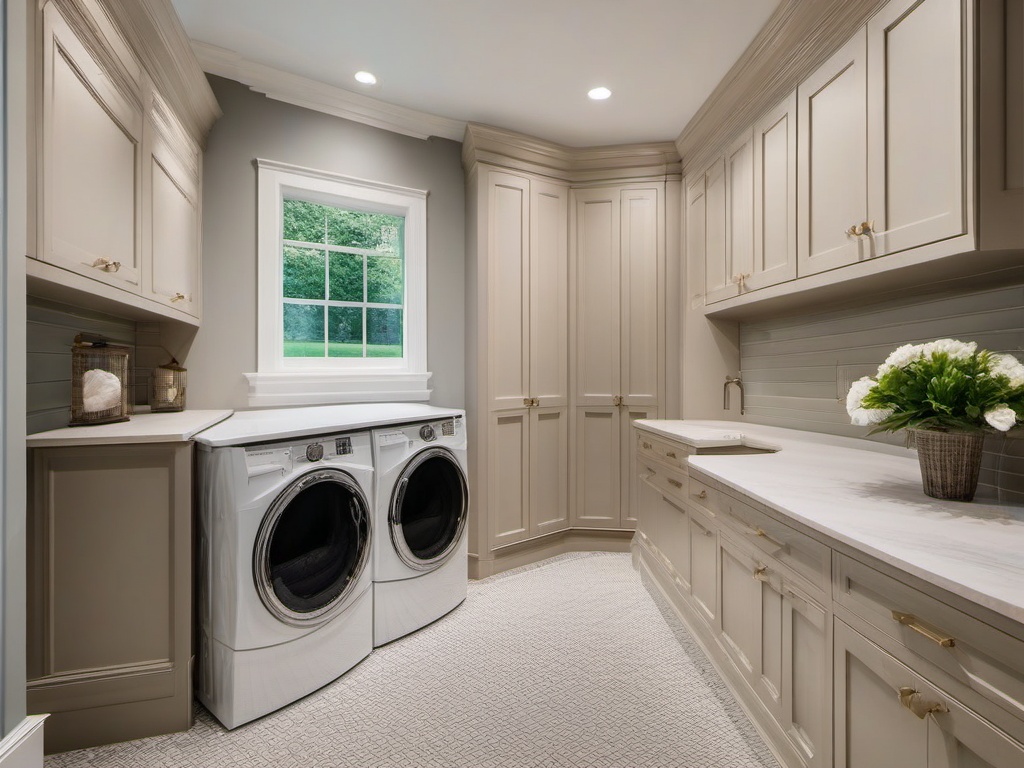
[354,71,378,85]
[588,86,612,101]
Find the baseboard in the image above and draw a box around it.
[0,716,46,768]
[470,528,633,578]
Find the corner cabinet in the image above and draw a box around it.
[31,0,218,324]
[572,184,664,531]
[463,124,680,576]
[27,442,194,754]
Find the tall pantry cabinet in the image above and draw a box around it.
[464,124,680,577]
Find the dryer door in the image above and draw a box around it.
[254,469,371,626]
[389,447,468,571]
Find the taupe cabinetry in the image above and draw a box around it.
[476,167,570,550]
[40,1,144,292]
[32,0,217,324]
[572,185,663,530]
[27,442,193,754]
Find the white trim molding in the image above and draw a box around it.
[0,716,46,768]
[192,42,465,142]
[252,159,431,407]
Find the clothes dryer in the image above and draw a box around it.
[195,410,378,729]
[371,409,469,646]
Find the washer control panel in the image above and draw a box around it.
[243,431,371,479]
[419,424,436,442]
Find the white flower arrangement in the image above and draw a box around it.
[846,339,1024,434]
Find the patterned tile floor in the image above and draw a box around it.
[46,552,780,767]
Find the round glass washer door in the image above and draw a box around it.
[253,469,371,627]
[389,447,468,571]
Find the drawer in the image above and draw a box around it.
[637,455,687,506]
[834,553,1024,726]
[689,471,830,592]
[636,431,690,471]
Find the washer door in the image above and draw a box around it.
[254,469,371,627]
[389,447,468,571]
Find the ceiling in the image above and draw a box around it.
[169,0,782,148]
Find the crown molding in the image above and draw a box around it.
[675,0,888,177]
[192,41,465,142]
[462,123,681,184]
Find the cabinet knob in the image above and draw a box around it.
[732,273,751,291]
[897,687,948,719]
[170,292,186,302]
[523,397,532,407]
[91,257,121,273]
[846,220,875,237]
[753,565,770,582]
[641,441,652,450]
[696,489,708,500]
[666,451,677,459]
[613,395,624,407]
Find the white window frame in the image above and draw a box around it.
[247,159,430,406]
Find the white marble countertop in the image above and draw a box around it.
[633,419,1024,627]
[27,409,233,447]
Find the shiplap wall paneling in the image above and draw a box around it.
[739,283,1024,503]
[27,299,138,434]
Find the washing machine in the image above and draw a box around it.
[194,407,382,729]
[372,407,469,646]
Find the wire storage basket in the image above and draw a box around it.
[70,336,131,426]
[149,358,186,412]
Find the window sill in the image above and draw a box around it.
[243,371,432,408]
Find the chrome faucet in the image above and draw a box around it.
[724,375,745,415]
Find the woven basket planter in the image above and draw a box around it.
[912,429,985,501]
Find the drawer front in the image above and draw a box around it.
[689,472,830,593]
[635,431,691,471]
[834,553,1024,726]
[637,456,688,507]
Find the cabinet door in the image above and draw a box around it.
[798,29,869,276]
[620,188,661,407]
[41,3,143,291]
[529,407,569,536]
[719,535,763,678]
[835,620,1024,768]
[868,0,965,256]
[143,106,200,316]
[489,171,531,411]
[685,175,707,307]
[636,470,692,590]
[573,406,621,528]
[490,410,530,547]
[750,92,798,291]
[689,506,718,626]
[530,180,568,407]
[620,404,657,528]
[725,132,755,296]
[703,160,732,303]
[573,187,621,406]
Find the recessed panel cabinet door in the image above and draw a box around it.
[750,92,798,291]
[868,0,965,256]
[529,180,568,407]
[574,189,620,405]
[798,29,869,276]
[835,620,1024,768]
[144,115,200,317]
[529,407,569,536]
[620,189,661,406]
[491,411,530,546]
[689,507,718,626]
[573,407,620,528]
[489,172,531,410]
[703,160,732,303]
[42,4,143,290]
[619,405,656,529]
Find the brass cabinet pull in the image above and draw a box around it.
[641,441,652,450]
[532,398,540,407]
[91,257,121,272]
[898,687,949,719]
[523,397,532,407]
[612,395,624,407]
[755,527,786,550]
[170,292,186,302]
[667,478,683,489]
[753,565,769,582]
[891,611,956,648]
[695,489,708,500]
[666,451,677,459]
[847,220,875,237]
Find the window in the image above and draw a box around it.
[250,160,430,406]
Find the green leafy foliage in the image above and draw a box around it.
[860,349,1024,434]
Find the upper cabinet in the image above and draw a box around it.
[692,0,1022,316]
[30,0,219,325]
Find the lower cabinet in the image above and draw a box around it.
[633,425,1024,768]
[27,442,193,754]
[835,620,1024,768]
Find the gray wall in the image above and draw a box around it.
[739,281,1024,503]
[186,76,466,410]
